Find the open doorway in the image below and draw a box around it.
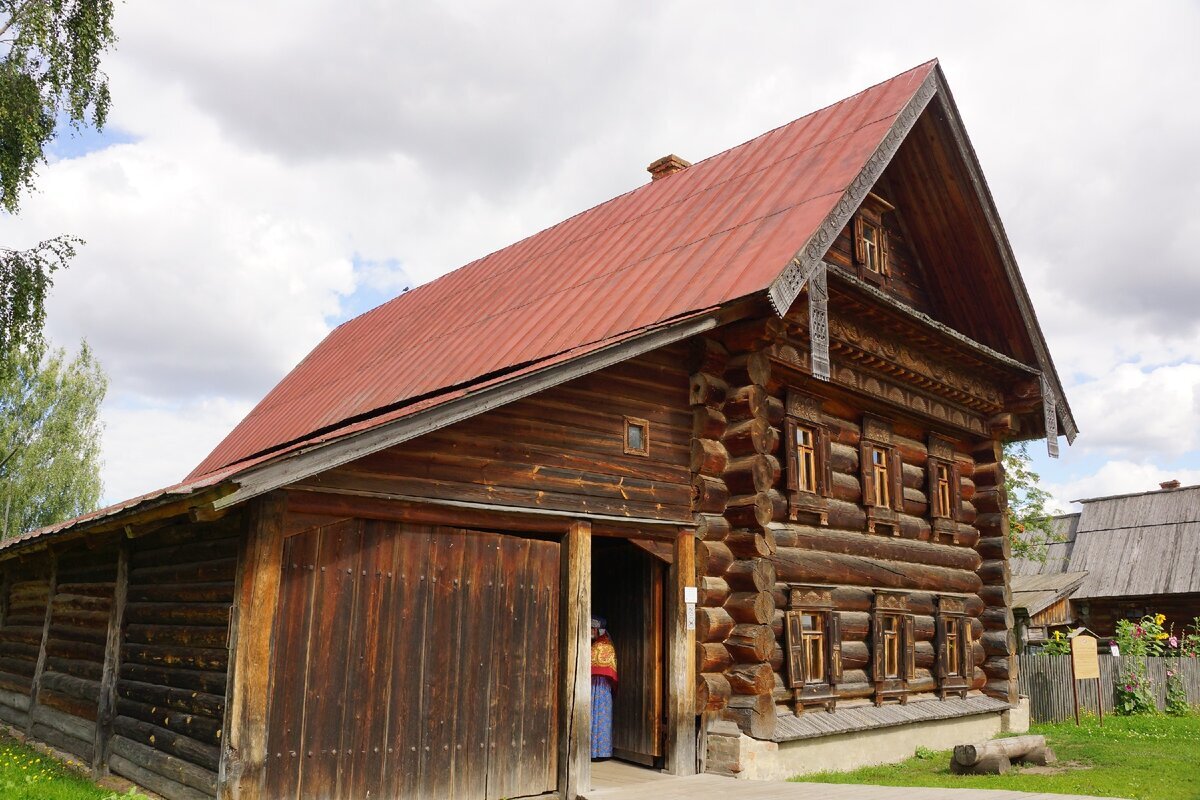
[591,538,668,767]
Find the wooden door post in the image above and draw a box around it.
[558,520,591,800]
[93,538,129,777]
[26,549,58,736]
[666,528,697,775]
[221,492,287,800]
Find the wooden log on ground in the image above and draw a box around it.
[950,753,1010,775]
[953,735,1052,768]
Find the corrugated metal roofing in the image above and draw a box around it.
[1013,486,1200,599]
[188,61,938,480]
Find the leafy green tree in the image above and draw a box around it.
[0,340,106,538]
[1003,440,1058,561]
[1,0,116,365]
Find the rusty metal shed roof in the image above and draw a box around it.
[189,62,943,480]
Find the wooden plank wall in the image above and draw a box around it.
[1078,594,1200,638]
[264,520,561,800]
[1018,654,1200,722]
[0,559,52,729]
[27,542,120,764]
[108,520,241,800]
[295,346,694,522]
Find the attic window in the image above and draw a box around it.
[853,192,895,281]
[624,416,649,456]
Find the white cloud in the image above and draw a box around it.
[1046,461,1200,512]
[0,0,1197,504]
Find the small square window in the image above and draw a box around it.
[623,416,649,456]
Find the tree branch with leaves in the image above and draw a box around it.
[1002,440,1060,562]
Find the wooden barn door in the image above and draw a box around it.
[264,520,560,800]
[593,542,665,765]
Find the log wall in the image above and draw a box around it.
[692,314,1017,736]
[109,519,241,799]
[0,560,52,729]
[297,346,694,522]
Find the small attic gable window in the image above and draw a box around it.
[624,416,649,456]
[853,192,895,281]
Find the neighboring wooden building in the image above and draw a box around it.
[1014,482,1200,639]
[0,61,1075,799]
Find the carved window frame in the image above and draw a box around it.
[927,434,962,542]
[872,590,916,706]
[852,192,894,285]
[860,415,904,535]
[935,595,972,699]
[785,389,833,525]
[623,416,650,457]
[785,585,842,713]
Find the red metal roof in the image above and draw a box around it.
[189,61,937,481]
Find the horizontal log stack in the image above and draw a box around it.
[26,542,121,765]
[109,519,241,800]
[971,440,1018,703]
[0,560,52,729]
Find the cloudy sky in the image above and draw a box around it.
[2,1,1198,513]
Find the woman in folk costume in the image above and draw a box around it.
[590,616,617,759]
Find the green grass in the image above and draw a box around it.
[796,713,1200,799]
[0,735,146,800]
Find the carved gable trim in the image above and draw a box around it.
[768,71,938,316]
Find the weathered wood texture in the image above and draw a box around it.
[295,347,694,522]
[110,518,241,799]
[262,519,561,800]
[593,542,663,764]
[1019,654,1200,723]
[0,557,51,730]
[26,542,118,762]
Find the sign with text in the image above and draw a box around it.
[1071,634,1100,679]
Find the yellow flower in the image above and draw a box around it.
[1155,613,1166,625]
[1156,632,1168,639]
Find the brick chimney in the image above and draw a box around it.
[1160,479,1181,490]
[647,154,691,181]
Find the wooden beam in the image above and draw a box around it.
[558,520,591,800]
[92,538,128,777]
[0,563,9,630]
[220,492,286,800]
[285,488,685,539]
[665,529,697,775]
[26,549,57,736]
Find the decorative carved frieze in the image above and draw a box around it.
[786,388,822,423]
[937,595,967,615]
[862,415,893,444]
[789,585,834,609]
[827,316,1004,410]
[1041,374,1059,458]
[927,434,955,461]
[873,591,910,612]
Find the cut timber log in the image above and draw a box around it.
[723,592,773,625]
[725,624,773,662]
[949,753,1010,775]
[698,577,730,607]
[696,541,734,575]
[722,418,779,457]
[689,373,729,409]
[692,475,730,514]
[696,672,731,712]
[723,455,780,496]
[724,559,775,593]
[696,513,731,542]
[697,643,734,673]
[770,547,983,594]
[725,662,774,695]
[696,607,735,643]
[691,439,729,477]
[724,528,776,559]
[692,407,727,440]
[953,735,1054,769]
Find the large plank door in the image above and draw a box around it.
[264,521,560,800]
[594,544,664,765]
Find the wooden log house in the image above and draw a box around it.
[0,61,1075,798]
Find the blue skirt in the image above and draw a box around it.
[591,676,615,759]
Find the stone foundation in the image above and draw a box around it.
[705,710,1006,781]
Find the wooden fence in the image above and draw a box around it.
[1018,654,1200,722]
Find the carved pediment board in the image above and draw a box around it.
[789,585,834,609]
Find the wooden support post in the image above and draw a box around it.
[558,520,591,800]
[666,528,697,776]
[220,492,286,800]
[93,539,128,777]
[26,549,57,735]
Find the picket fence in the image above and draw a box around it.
[1018,654,1200,723]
